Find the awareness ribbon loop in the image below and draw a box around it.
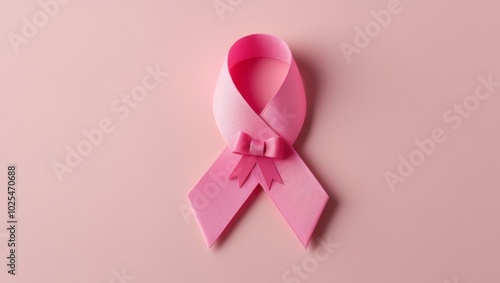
[187,34,329,248]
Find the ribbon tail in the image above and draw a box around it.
[229,155,257,187]
[187,148,259,247]
[264,149,329,248]
[256,157,283,190]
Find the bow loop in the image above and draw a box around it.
[231,131,285,158]
[264,136,285,159]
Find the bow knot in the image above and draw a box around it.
[231,131,285,158]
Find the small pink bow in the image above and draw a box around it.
[229,131,285,188]
[232,131,285,158]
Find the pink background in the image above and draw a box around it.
[1,0,500,282]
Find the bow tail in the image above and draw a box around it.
[256,157,283,190]
[229,155,257,187]
[229,155,283,191]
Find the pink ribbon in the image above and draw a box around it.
[187,34,329,248]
